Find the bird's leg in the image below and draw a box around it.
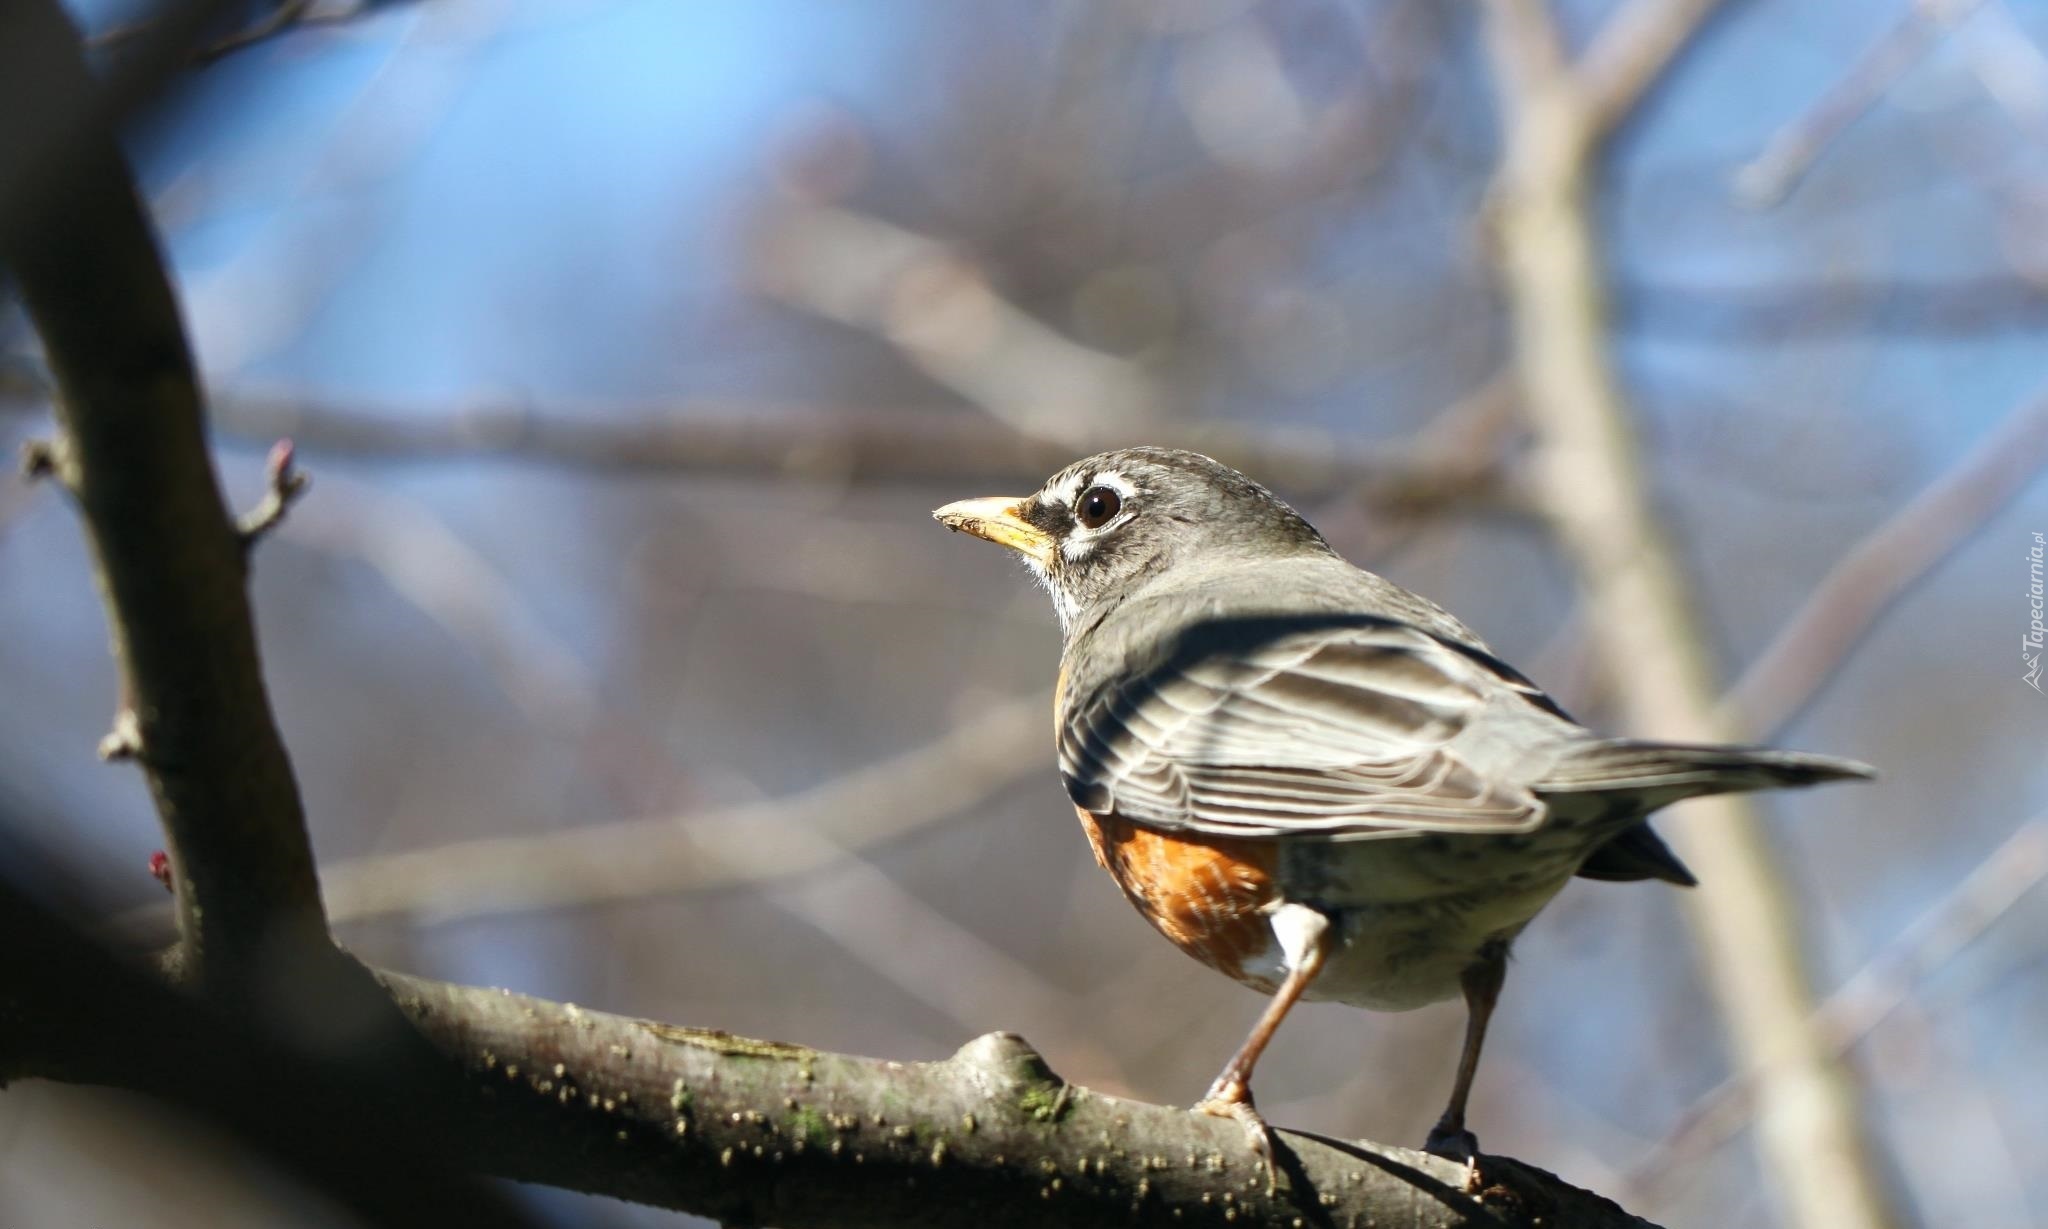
[1195,905,1332,1178]
[1425,937,1509,1163]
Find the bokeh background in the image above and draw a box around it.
[3,1,2047,1226]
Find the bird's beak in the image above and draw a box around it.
[932,497,1054,565]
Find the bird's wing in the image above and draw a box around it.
[1059,616,1566,840]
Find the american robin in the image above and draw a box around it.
[934,446,1872,1164]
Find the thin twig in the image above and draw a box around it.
[1735,0,1991,207]
[236,436,310,548]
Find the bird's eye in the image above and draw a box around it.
[1075,485,1123,529]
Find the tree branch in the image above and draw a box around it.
[235,436,310,548]
[0,0,330,997]
[62,392,1523,515]
[4,885,1662,1229]
[1613,273,2048,340]
[1476,3,1897,1229]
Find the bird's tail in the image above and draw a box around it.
[1540,739,1875,803]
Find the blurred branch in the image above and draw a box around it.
[1735,0,1989,207]
[751,201,1159,444]
[0,0,333,997]
[0,391,1524,515]
[1476,4,1897,1229]
[109,691,1052,937]
[1625,815,2048,1204]
[1614,273,2048,340]
[1343,369,1524,558]
[1967,1,2048,136]
[1724,385,2048,735]
[1577,0,1729,135]
[1520,369,2048,741]
[287,468,599,732]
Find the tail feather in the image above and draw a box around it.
[1541,739,1876,800]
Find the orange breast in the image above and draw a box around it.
[1074,806,1281,985]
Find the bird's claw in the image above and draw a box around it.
[1195,1082,1279,1188]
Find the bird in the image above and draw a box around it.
[932,446,1873,1165]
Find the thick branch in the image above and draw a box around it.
[0,0,329,995]
[378,972,1662,1229]
[1477,4,1896,1229]
[4,898,1659,1229]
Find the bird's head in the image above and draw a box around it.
[933,447,1332,635]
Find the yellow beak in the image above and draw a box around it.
[932,497,1054,565]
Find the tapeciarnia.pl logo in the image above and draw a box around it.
[2029,532,2046,693]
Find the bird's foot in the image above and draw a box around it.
[1423,1123,1484,1191]
[1194,1077,1278,1188]
[1423,1123,1478,1161]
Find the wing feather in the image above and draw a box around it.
[1060,617,1556,840]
